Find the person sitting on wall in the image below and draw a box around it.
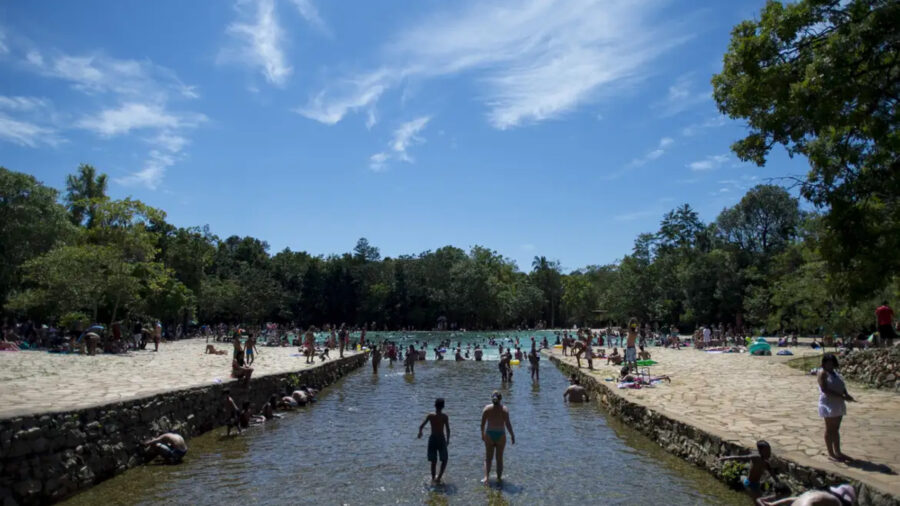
[142,433,188,463]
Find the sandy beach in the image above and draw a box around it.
[0,339,359,419]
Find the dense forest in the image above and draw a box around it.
[0,164,893,335]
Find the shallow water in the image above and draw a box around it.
[292,330,566,360]
[63,360,744,505]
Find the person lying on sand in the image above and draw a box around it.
[205,344,227,355]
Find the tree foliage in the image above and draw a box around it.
[713,0,900,299]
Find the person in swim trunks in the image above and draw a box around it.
[718,440,777,499]
[481,391,515,484]
[143,433,188,463]
[418,398,451,484]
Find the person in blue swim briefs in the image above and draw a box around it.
[418,398,451,485]
[481,391,515,484]
[142,433,187,463]
[718,440,778,499]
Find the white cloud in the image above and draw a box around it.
[688,153,729,171]
[0,96,50,111]
[294,69,390,124]
[115,150,175,190]
[0,29,7,55]
[682,115,727,136]
[298,0,686,128]
[222,0,292,86]
[629,136,674,167]
[77,103,180,136]
[658,74,710,116]
[287,0,330,35]
[0,114,61,148]
[8,30,204,189]
[369,116,431,171]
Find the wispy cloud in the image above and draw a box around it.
[287,0,330,35]
[221,0,292,87]
[657,74,710,116]
[295,68,389,124]
[298,0,687,129]
[369,116,431,171]
[0,114,61,147]
[76,102,205,136]
[600,136,675,180]
[681,115,726,136]
[688,153,729,171]
[0,28,8,55]
[11,40,204,188]
[630,137,674,167]
[0,95,50,111]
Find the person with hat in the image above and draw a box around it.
[480,391,515,484]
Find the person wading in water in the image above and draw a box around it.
[480,391,515,484]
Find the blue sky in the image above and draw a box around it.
[0,0,810,271]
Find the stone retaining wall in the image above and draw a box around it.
[0,353,367,506]
[548,354,898,506]
[839,348,900,392]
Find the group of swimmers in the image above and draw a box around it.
[222,385,318,436]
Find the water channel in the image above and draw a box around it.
[63,358,744,505]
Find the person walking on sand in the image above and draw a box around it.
[876,301,895,348]
[481,391,515,484]
[818,353,855,461]
[418,398,450,484]
[304,327,315,364]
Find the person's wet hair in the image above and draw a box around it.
[435,398,445,410]
[223,389,230,396]
[756,440,771,453]
[491,391,502,404]
[822,353,839,368]
[242,401,250,409]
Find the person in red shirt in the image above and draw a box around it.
[875,302,895,348]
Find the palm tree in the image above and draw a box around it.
[65,164,108,228]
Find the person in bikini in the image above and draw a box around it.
[418,398,451,484]
[480,391,515,484]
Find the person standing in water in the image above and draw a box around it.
[405,344,416,374]
[528,347,540,382]
[418,398,450,485]
[371,344,381,374]
[481,391,515,484]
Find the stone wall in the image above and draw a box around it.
[839,348,900,392]
[0,353,367,506]
[548,355,899,506]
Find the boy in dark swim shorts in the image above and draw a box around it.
[418,398,450,484]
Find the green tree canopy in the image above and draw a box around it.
[713,0,899,299]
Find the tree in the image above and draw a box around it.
[353,237,381,262]
[713,0,900,299]
[531,256,563,327]
[65,164,108,228]
[0,168,75,307]
[716,185,801,260]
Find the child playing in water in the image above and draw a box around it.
[718,440,778,499]
[418,398,451,485]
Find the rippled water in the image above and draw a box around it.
[63,360,744,505]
